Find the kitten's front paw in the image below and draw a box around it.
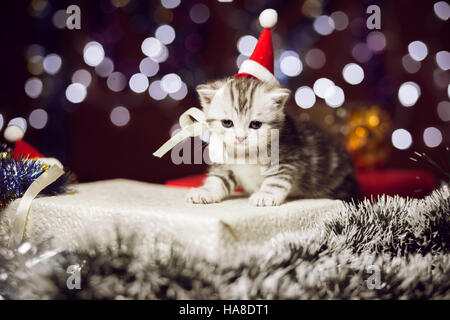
[249,191,284,207]
[186,188,222,204]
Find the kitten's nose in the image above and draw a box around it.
[235,136,247,143]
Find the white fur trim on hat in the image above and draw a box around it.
[238,59,279,85]
[39,157,64,169]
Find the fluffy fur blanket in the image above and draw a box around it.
[1,184,449,299]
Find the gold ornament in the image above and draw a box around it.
[345,105,391,169]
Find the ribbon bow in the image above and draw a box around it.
[153,107,225,162]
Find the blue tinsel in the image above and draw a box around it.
[0,143,73,208]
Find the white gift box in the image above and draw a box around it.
[0,179,344,261]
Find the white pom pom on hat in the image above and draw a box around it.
[259,8,278,28]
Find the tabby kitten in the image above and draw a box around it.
[186,77,360,206]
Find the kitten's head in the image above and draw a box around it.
[196,77,290,151]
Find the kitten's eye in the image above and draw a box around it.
[249,121,262,129]
[221,119,233,128]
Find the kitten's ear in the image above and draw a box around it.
[196,84,218,108]
[269,87,291,107]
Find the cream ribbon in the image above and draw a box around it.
[153,107,226,163]
[8,165,64,248]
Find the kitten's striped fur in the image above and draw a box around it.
[186,77,360,206]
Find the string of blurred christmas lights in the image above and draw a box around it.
[16,0,212,131]
[0,0,447,159]
[279,1,449,155]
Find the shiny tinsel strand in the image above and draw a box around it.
[0,149,75,208]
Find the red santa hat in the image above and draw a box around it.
[234,9,279,85]
[4,117,62,168]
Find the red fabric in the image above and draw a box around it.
[234,28,274,80]
[249,28,274,73]
[234,73,259,80]
[13,139,44,160]
[165,169,437,199]
[167,175,244,193]
[357,169,436,199]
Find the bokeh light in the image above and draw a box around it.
[83,41,105,67]
[139,57,159,77]
[280,54,303,77]
[95,57,114,78]
[301,0,323,18]
[52,9,68,29]
[279,50,299,60]
[237,35,258,56]
[0,114,3,131]
[313,78,334,98]
[43,53,62,75]
[435,51,450,71]
[352,42,372,63]
[110,106,130,127]
[161,73,182,94]
[25,44,45,59]
[111,0,131,8]
[29,0,50,18]
[190,3,210,24]
[342,63,364,85]
[141,37,164,60]
[8,117,27,132]
[330,11,348,31]
[65,83,87,103]
[170,123,181,137]
[408,41,428,61]
[324,85,345,108]
[152,45,169,63]
[433,1,450,21]
[423,127,443,147]
[29,108,48,129]
[107,72,127,92]
[148,80,167,100]
[236,54,248,68]
[169,82,188,100]
[129,73,149,93]
[72,69,92,87]
[27,55,44,75]
[433,68,450,88]
[437,101,450,121]
[24,77,43,98]
[366,31,386,53]
[295,86,316,109]
[161,0,180,9]
[392,129,412,150]
[155,24,176,45]
[313,15,335,36]
[401,54,421,74]
[398,81,421,107]
[305,48,326,69]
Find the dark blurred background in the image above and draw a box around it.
[0,0,448,184]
